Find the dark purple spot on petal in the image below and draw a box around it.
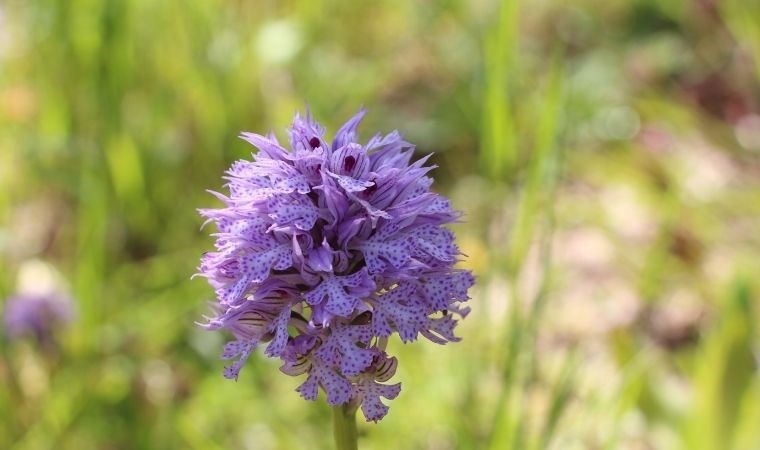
[309,137,321,149]
[363,182,377,197]
[344,155,356,172]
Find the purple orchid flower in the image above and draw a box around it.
[197,108,474,422]
[3,291,75,344]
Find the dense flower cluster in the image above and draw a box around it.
[197,109,474,422]
[3,292,75,343]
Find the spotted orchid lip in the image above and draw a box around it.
[197,108,474,422]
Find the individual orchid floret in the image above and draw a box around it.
[197,108,474,422]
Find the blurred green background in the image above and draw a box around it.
[1,0,759,449]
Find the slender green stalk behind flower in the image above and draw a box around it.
[196,109,474,422]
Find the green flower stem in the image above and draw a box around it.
[332,404,358,450]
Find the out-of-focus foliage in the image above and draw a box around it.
[0,0,758,449]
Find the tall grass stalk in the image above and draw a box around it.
[488,55,566,450]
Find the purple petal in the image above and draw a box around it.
[315,324,375,376]
[333,108,367,150]
[355,377,402,422]
[264,306,292,357]
[304,270,375,317]
[222,338,258,380]
[239,132,289,160]
[267,195,318,230]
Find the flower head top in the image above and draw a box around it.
[198,109,474,422]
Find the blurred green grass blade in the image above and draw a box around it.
[720,0,760,78]
[106,133,146,206]
[488,55,564,450]
[488,382,522,450]
[73,163,109,342]
[603,347,654,450]
[683,276,756,450]
[488,290,525,450]
[536,349,579,450]
[481,0,519,179]
[507,57,564,277]
[12,368,86,450]
[731,377,760,450]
